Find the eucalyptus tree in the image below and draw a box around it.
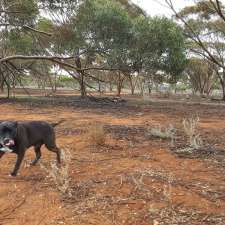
[0,0,39,96]
[129,16,186,94]
[71,0,186,96]
[61,0,135,96]
[0,0,83,96]
[0,0,186,98]
[185,58,216,96]
[165,0,225,99]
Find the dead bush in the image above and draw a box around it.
[182,116,203,149]
[148,124,176,144]
[86,123,106,146]
[40,148,72,197]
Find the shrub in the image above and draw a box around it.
[40,148,72,196]
[148,124,176,144]
[182,116,203,149]
[86,123,106,146]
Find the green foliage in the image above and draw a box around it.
[74,0,133,51]
[5,0,38,26]
[57,76,78,89]
[70,0,186,81]
[178,1,223,20]
[178,1,225,47]
[131,16,186,80]
[36,18,54,48]
[0,0,40,55]
[0,0,187,95]
[37,18,54,32]
[185,58,216,94]
[7,31,35,54]
[177,0,225,98]
[39,0,79,11]
[58,76,74,82]
[117,0,146,17]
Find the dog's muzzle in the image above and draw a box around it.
[4,139,15,147]
[0,139,15,153]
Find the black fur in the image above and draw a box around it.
[0,120,63,176]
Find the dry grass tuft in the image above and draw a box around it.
[40,148,72,196]
[86,123,106,146]
[182,116,203,149]
[148,124,176,144]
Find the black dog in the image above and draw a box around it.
[0,120,63,176]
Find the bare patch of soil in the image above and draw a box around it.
[0,95,225,225]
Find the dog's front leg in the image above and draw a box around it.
[0,151,5,159]
[11,150,25,176]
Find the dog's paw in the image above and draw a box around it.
[29,161,36,166]
[9,172,17,177]
[30,160,40,166]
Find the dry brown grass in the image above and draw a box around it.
[86,123,106,146]
[182,116,203,149]
[148,124,176,145]
[40,148,72,196]
[149,125,175,139]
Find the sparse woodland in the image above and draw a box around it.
[1,0,224,100]
[1,1,225,225]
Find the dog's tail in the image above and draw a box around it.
[51,119,65,128]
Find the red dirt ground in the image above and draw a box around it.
[0,95,225,225]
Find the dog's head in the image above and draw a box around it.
[0,121,17,149]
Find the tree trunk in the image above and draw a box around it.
[139,77,144,96]
[0,69,5,92]
[109,81,113,92]
[174,83,177,94]
[128,75,135,95]
[2,73,10,98]
[12,77,16,98]
[155,83,159,93]
[47,75,55,94]
[7,85,10,98]
[98,81,102,94]
[75,57,86,97]
[117,85,122,96]
[0,75,4,93]
[116,72,123,96]
[140,83,144,96]
[80,71,86,97]
[221,80,225,101]
[54,73,57,92]
[222,72,225,100]
[5,79,10,98]
[217,71,225,101]
[147,82,152,95]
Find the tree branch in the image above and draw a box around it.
[165,0,225,70]
[0,55,121,73]
[0,55,75,63]
[212,0,225,22]
[23,25,52,37]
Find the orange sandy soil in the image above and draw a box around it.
[0,95,225,225]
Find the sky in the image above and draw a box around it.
[131,0,195,17]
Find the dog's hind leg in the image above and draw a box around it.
[11,151,25,176]
[45,143,61,164]
[45,133,61,164]
[30,145,42,166]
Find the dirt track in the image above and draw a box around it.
[0,96,225,225]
